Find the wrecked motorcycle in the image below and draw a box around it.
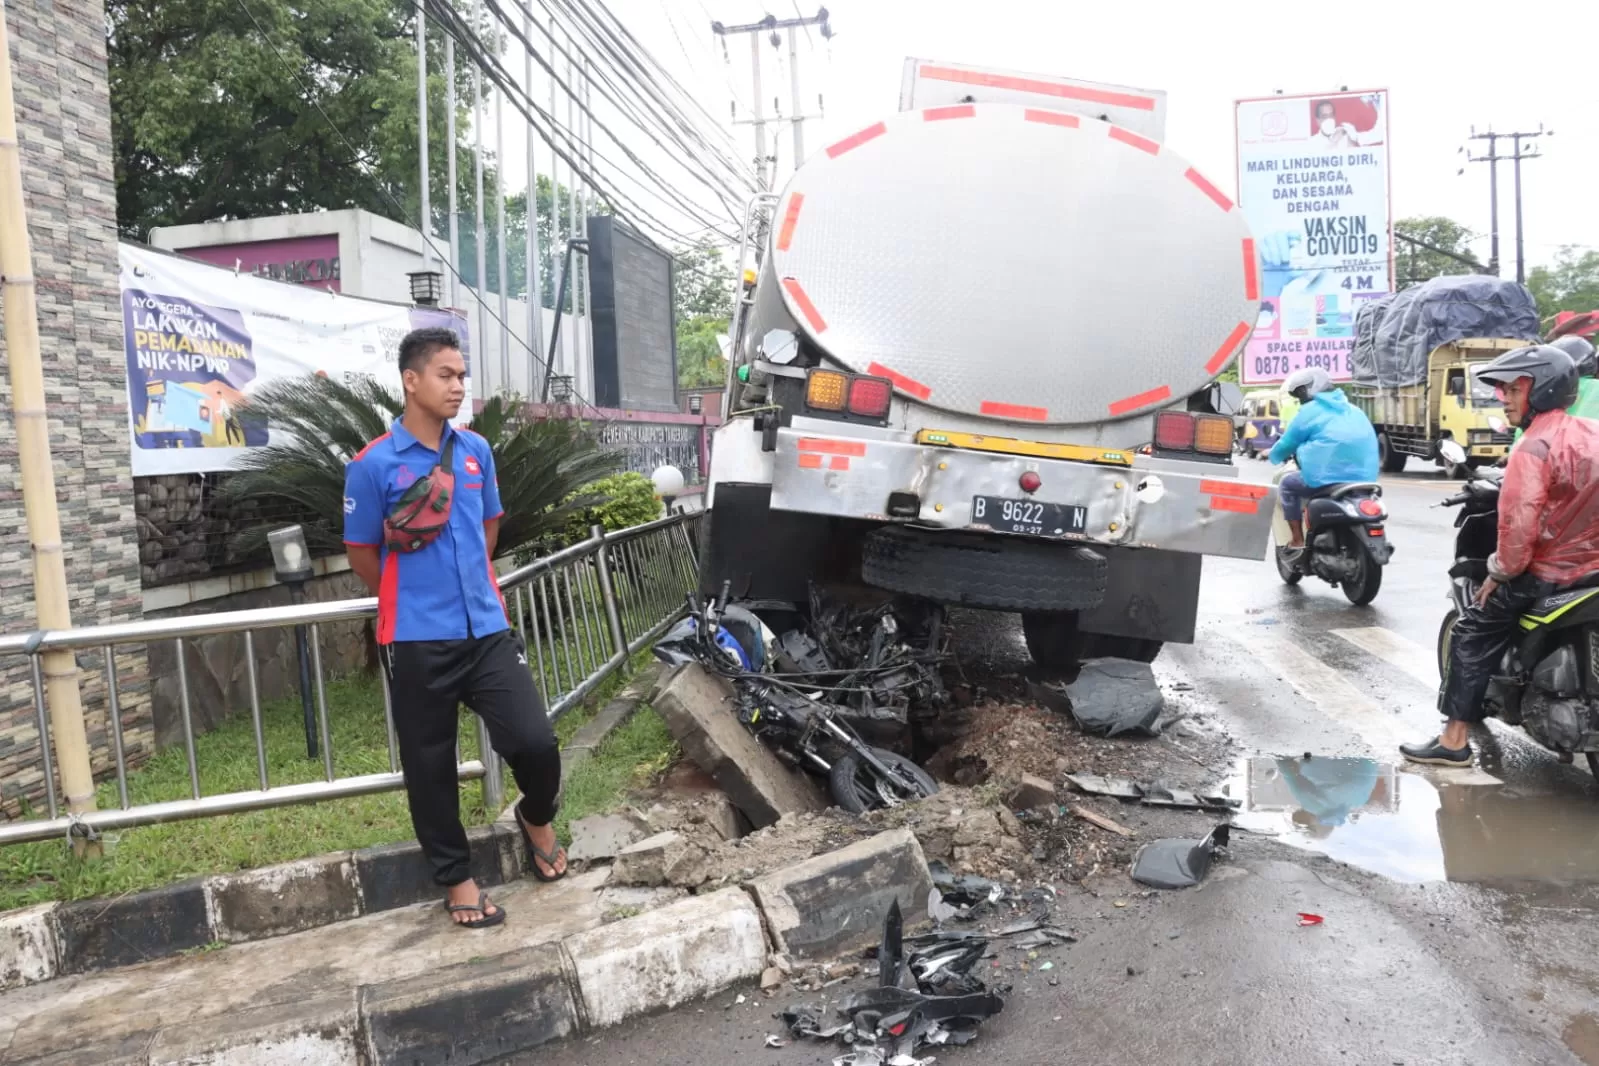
[654,585,940,813]
[1270,461,1391,605]
[1438,440,1599,777]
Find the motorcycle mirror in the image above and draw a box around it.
[1438,439,1468,466]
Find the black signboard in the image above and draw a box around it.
[586,216,677,412]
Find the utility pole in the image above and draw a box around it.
[446,36,460,308]
[713,9,831,189]
[1465,125,1549,284]
[0,2,100,845]
[416,8,432,268]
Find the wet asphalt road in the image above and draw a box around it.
[520,462,1599,1066]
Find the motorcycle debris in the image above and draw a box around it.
[1297,912,1325,927]
[766,1035,790,1049]
[1063,774,1145,800]
[928,861,1004,908]
[1140,786,1240,812]
[881,898,906,989]
[1130,824,1232,890]
[927,887,962,925]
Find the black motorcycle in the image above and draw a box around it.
[653,585,940,813]
[1271,464,1393,605]
[1437,441,1599,777]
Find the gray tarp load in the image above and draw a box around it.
[1351,276,1540,388]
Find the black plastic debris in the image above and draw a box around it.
[1059,659,1166,737]
[928,861,1003,908]
[1130,824,1231,889]
[784,902,1007,1060]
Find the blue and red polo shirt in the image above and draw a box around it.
[342,420,508,644]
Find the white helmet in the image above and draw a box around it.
[1283,367,1333,404]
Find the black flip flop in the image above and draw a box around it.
[517,808,569,883]
[443,891,506,929]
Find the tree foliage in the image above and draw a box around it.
[1393,217,1483,288]
[1527,247,1599,323]
[218,375,620,560]
[673,239,735,390]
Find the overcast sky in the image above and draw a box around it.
[488,0,1598,274]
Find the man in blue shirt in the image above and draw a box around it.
[1269,367,1381,564]
[344,327,564,928]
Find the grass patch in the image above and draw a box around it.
[553,707,679,848]
[0,653,661,912]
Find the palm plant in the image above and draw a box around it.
[219,375,620,560]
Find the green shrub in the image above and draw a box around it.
[564,472,663,541]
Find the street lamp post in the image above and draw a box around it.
[268,526,319,760]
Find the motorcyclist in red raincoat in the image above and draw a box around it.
[1402,344,1599,767]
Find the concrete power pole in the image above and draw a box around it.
[713,9,831,189]
[1466,125,1549,284]
[0,1,99,841]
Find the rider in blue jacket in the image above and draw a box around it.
[1269,367,1381,563]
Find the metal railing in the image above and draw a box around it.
[0,514,700,847]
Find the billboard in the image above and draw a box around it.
[121,243,469,477]
[587,216,678,413]
[1235,89,1392,386]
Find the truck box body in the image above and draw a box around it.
[1347,277,1538,466]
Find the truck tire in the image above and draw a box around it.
[1021,611,1093,673]
[1378,432,1407,473]
[861,527,1107,611]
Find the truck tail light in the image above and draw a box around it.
[1154,412,1196,451]
[848,376,893,418]
[806,369,848,411]
[1194,415,1234,455]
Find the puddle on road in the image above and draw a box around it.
[1567,1013,1599,1066]
[1225,755,1599,885]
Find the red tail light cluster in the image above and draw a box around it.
[805,368,894,420]
[847,376,893,418]
[1358,498,1384,517]
[1154,411,1232,456]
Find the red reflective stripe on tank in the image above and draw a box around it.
[1108,126,1159,155]
[918,65,1157,111]
[1185,167,1233,211]
[1242,240,1260,299]
[781,277,827,333]
[1108,385,1172,416]
[826,122,887,158]
[1206,322,1252,375]
[798,438,867,456]
[980,400,1049,422]
[1201,480,1269,500]
[776,193,804,252]
[798,453,823,469]
[924,104,975,121]
[867,361,932,401]
[829,456,851,470]
[1024,109,1080,128]
[1210,495,1259,515]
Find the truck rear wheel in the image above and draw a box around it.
[1378,432,1407,473]
[1021,612,1092,673]
[861,527,1107,611]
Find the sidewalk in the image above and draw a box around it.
[0,827,930,1065]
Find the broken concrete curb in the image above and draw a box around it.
[566,888,768,1028]
[653,663,826,828]
[748,827,934,958]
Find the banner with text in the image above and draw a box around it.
[120,244,469,476]
[1235,89,1392,386]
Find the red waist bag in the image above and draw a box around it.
[383,435,458,554]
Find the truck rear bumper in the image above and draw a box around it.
[768,425,1275,561]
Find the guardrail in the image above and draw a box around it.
[0,514,701,847]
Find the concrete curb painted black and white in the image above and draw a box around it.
[0,665,665,992]
[5,829,933,1066]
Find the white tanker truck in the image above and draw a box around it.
[699,58,1276,668]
